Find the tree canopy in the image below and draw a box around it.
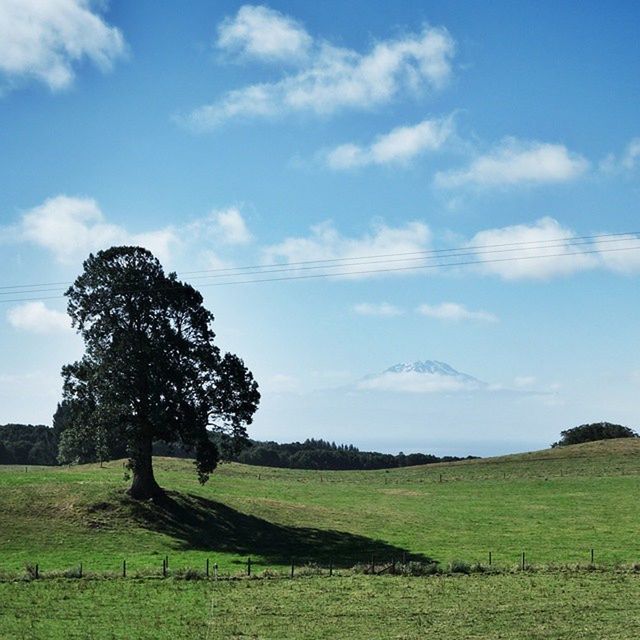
[551,422,638,447]
[59,246,260,499]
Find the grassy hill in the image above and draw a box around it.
[2,438,639,575]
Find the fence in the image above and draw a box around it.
[6,547,640,583]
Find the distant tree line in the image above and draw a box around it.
[551,422,638,447]
[0,416,474,469]
[0,424,58,465]
[232,438,477,470]
[6,417,636,469]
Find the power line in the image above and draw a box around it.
[1,231,638,296]
[0,235,633,297]
[0,243,638,304]
[178,230,640,276]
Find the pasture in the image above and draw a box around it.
[1,439,639,638]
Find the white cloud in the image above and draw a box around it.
[594,233,640,274]
[600,137,640,173]
[514,376,537,389]
[209,207,253,245]
[216,5,311,62]
[417,302,497,322]
[264,219,432,279]
[7,301,70,333]
[14,195,179,264]
[0,0,126,91]
[353,302,403,317]
[263,373,300,394]
[467,217,599,280]
[186,11,455,130]
[435,138,589,188]
[326,116,453,169]
[358,371,481,394]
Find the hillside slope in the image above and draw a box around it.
[1,439,639,574]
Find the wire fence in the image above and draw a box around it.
[4,549,640,583]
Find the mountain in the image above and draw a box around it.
[384,360,483,384]
[359,360,486,393]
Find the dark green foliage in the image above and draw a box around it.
[60,246,259,498]
[235,438,475,470]
[0,424,58,465]
[552,422,638,447]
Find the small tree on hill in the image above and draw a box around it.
[551,421,638,447]
[60,246,260,499]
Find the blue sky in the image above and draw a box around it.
[0,0,639,455]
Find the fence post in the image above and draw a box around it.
[214,563,218,580]
[122,560,126,578]
[329,560,333,577]
[162,558,167,578]
[247,557,251,577]
[591,548,594,564]
[165,555,169,570]
[290,559,295,578]
[521,552,525,571]
[79,562,83,578]
[35,563,39,579]
[488,551,492,566]
[206,558,209,577]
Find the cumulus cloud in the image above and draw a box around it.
[186,6,455,129]
[264,219,432,279]
[435,138,589,188]
[0,0,126,91]
[326,116,454,169]
[467,217,600,280]
[13,195,178,264]
[216,5,311,62]
[594,233,640,274]
[209,207,253,245]
[600,137,640,173]
[417,302,497,322]
[353,302,403,317]
[7,301,70,333]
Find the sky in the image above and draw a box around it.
[0,0,639,456]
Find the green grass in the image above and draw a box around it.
[2,439,640,638]
[2,573,640,639]
[1,438,639,574]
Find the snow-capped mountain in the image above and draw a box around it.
[359,360,486,393]
[383,360,483,384]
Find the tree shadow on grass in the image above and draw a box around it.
[123,491,434,568]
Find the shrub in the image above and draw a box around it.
[449,560,472,574]
[174,568,205,580]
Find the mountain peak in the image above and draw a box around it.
[383,360,483,384]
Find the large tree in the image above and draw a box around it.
[60,246,260,499]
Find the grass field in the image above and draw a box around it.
[1,439,640,638]
[1,438,639,574]
[2,572,640,639]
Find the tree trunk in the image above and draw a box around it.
[128,435,163,500]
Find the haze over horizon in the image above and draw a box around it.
[1,1,639,457]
